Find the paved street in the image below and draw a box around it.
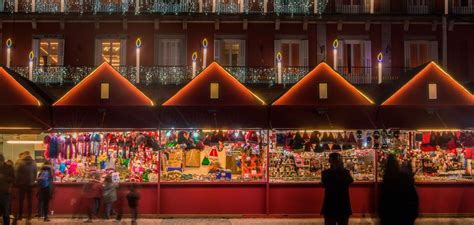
[13,218,474,225]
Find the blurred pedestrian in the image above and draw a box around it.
[378,155,419,225]
[126,184,140,224]
[36,161,54,222]
[321,153,353,225]
[102,175,118,220]
[0,154,15,225]
[83,174,102,223]
[14,151,37,221]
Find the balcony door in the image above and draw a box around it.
[274,39,308,67]
[404,40,438,68]
[95,38,126,67]
[336,40,371,73]
[32,38,64,66]
[214,39,245,67]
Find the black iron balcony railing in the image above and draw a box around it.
[334,0,370,14]
[9,65,407,86]
[450,0,474,15]
[403,0,436,14]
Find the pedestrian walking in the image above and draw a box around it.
[83,174,102,223]
[321,152,354,225]
[0,154,15,225]
[126,184,140,224]
[102,175,118,220]
[36,161,54,222]
[14,151,37,222]
[378,155,419,225]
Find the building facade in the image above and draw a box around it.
[0,0,473,86]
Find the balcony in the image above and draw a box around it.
[10,65,405,86]
[273,0,312,15]
[451,0,474,14]
[151,0,199,14]
[334,0,370,14]
[405,0,435,14]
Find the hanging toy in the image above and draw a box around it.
[57,135,66,159]
[91,133,101,156]
[43,135,52,160]
[209,147,219,161]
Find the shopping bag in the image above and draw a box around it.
[185,149,201,167]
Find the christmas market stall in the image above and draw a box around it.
[47,62,159,214]
[269,62,378,216]
[0,67,51,133]
[378,62,474,214]
[159,62,268,215]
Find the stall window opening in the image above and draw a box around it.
[319,83,328,99]
[210,83,219,99]
[428,83,437,100]
[101,83,110,99]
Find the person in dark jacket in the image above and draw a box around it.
[126,184,140,224]
[83,174,102,223]
[36,161,54,222]
[0,154,15,225]
[378,155,419,225]
[321,152,353,225]
[14,151,37,221]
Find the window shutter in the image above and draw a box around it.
[274,39,281,67]
[300,39,309,67]
[336,40,344,72]
[32,39,39,66]
[120,39,127,66]
[239,39,246,66]
[363,40,372,81]
[429,41,438,63]
[94,39,101,66]
[58,39,65,66]
[214,39,221,63]
[404,41,411,68]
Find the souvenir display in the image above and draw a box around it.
[379,130,474,182]
[160,130,267,182]
[43,131,160,183]
[269,130,375,182]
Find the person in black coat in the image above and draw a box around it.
[321,152,354,225]
[378,155,419,225]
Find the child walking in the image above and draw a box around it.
[126,185,140,224]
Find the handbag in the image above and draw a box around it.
[185,149,201,167]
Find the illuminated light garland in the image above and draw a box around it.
[273,62,375,105]
[382,61,473,105]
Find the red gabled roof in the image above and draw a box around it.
[162,62,265,106]
[272,62,374,106]
[54,63,154,106]
[0,68,41,106]
[383,62,473,106]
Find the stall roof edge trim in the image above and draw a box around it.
[0,67,41,106]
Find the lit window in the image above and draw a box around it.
[221,40,242,66]
[101,83,110,100]
[101,40,121,67]
[210,83,219,99]
[38,39,60,66]
[319,83,328,99]
[428,83,437,100]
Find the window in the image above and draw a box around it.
[428,83,437,100]
[95,38,126,67]
[157,38,185,66]
[404,40,438,68]
[32,38,64,66]
[210,83,219,99]
[100,83,110,100]
[274,39,308,67]
[319,83,328,99]
[214,39,246,66]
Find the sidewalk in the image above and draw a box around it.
[14,218,474,225]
